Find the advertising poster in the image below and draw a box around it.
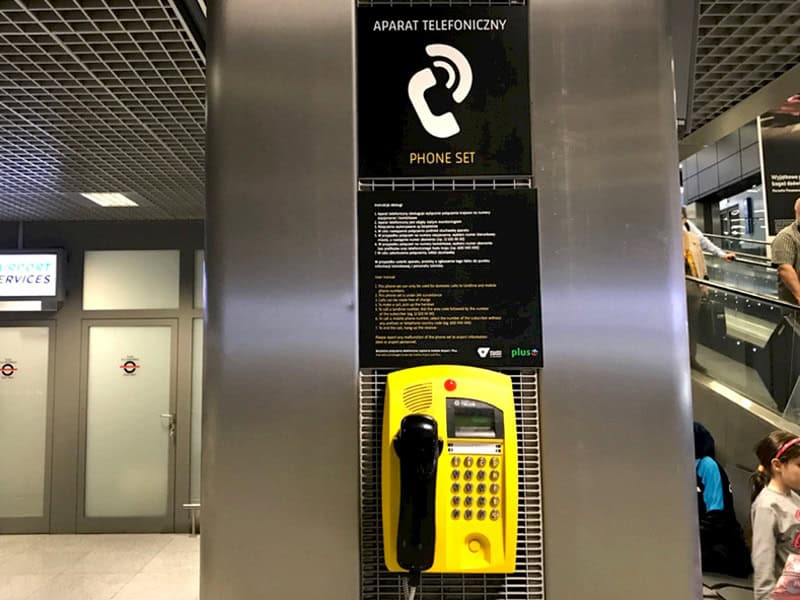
[358,189,542,368]
[759,94,800,235]
[357,6,531,178]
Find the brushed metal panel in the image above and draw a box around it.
[685,173,699,201]
[717,130,740,162]
[741,143,761,175]
[530,0,699,598]
[740,122,758,148]
[683,153,698,177]
[718,153,741,185]
[204,1,358,599]
[698,166,719,195]
[697,145,718,171]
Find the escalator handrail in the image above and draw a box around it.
[685,275,800,311]
[704,253,773,268]
[703,233,770,246]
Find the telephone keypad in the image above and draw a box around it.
[448,453,502,522]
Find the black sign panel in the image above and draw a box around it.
[357,7,531,178]
[358,190,542,368]
[760,98,800,235]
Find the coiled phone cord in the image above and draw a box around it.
[403,568,421,600]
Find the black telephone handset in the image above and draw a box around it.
[393,414,444,573]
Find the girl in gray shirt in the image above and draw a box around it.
[751,431,800,599]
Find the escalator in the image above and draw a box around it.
[688,251,800,599]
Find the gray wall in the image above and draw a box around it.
[204,0,698,599]
[682,121,760,203]
[0,220,203,533]
[532,0,699,598]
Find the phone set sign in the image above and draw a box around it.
[357,6,531,178]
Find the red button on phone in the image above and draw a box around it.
[444,379,457,391]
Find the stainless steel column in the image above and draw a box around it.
[531,1,699,598]
[204,1,358,598]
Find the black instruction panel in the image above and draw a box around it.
[358,190,543,368]
[357,6,531,178]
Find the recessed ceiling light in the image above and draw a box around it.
[81,193,138,207]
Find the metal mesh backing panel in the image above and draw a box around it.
[0,1,205,220]
[689,0,800,134]
[359,369,545,600]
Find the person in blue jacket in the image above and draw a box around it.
[694,422,752,578]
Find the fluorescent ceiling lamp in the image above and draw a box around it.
[81,193,138,207]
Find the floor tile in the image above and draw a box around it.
[70,551,156,575]
[113,571,199,600]
[0,574,53,600]
[0,550,88,575]
[25,573,130,600]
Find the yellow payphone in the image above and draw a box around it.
[382,365,518,596]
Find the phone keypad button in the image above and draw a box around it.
[490,510,500,521]
[490,457,500,468]
[451,483,460,493]
[477,510,486,520]
[490,484,500,495]
[490,496,500,507]
[477,497,486,507]
[452,509,461,519]
[463,470,473,481]
[463,496,473,507]
[476,483,486,494]
[464,509,473,520]
[463,457,474,468]
[476,470,486,481]
[477,457,487,468]
[451,456,460,467]
[463,483,473,494]
[451,469,460,480]
[451,496,460,507]
[489,470,500,482]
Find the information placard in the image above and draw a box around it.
[358,190,542,368]
[759,97,800,235]
[357,6,531,178]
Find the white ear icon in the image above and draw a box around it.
[408,44,473,139]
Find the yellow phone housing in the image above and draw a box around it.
[382,365,518,574]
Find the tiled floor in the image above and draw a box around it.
[0,534,198,600]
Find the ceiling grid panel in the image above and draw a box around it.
[688,0,800,134]
[0,0,206,220]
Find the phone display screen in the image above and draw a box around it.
[453,407,497,438]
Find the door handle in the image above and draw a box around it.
[160,413,176,439]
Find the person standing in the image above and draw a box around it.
[771,197,800,305]
[684,210,709,372]
[682,206,737,262]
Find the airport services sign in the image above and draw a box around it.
[0,253,59,297]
